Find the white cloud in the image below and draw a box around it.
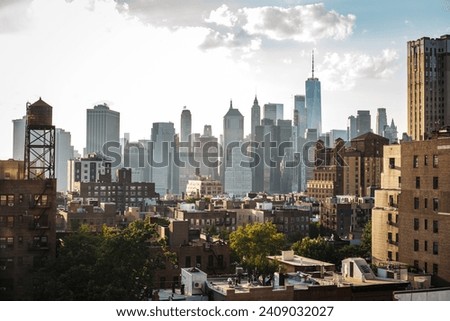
[205,4,238,27]
[200,3,355,52]
[319,49,399,90]
[241,4,355,42]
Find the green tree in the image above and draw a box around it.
[33,218,173,300]
[291,236,336,263]
[360,220,372,258]
[229,222,286,282]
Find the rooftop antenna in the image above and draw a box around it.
[312,49,315,79]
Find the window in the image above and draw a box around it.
[424,198,428,209]
[388,251,392,260]
[433,155,438,167]
[414,218,419,230]
[424,241,428,252]
[433,264,438,275]
[433,220,438,233]
[196,256,202,267]
[433,177,439,189]
[433,198,439,211]
[424,155,428,166]
[389,158,395,168]
[415,177,420,189]
[424,219,428,230]
[414,239,419,251]
[433,242,438,255]
[185,256,191,267]
[414,197,419,209]
[413,155,419,168]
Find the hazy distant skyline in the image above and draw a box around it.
[1,0,450,159]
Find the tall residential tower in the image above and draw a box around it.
[407,35,450,140]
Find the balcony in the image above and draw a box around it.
[387,220,398,227]
[387,239,399,246]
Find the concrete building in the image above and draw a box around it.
[372,144,402,264]
[58,201,118,232]
[320,195,373,240]
[398,131,450,285]
[251,202,310,240]
[174,204,237,234]
[407,35,450,140]
[77,168,156,212]
[67,154,113,192]
[205,253,408,301]
[186,176,223,198]
[85,103,120,156]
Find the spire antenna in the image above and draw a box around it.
[312,49,315,79]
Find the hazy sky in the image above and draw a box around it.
[1,0,449,159]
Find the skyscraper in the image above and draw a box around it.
[305,51,322,135]
[222,101,244,190]
[356,110,372,136]
[223,100,244,168]
[55,128,75,192]
[85,104,120,156]
[376,108,388,136]
[263,103,283,124]
[250,96,260,141]
[180,107,192,143]
[151,122,176,195]
[407,35,450,140]
[294,95,307,138]
[12,116,26,160]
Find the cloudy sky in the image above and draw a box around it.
[1,0,449,159]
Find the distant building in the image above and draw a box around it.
[376,108,388,136]
[356,110,372,136]
[12,116,26,161]
[67,154,113,192]
[150,122,176,195]
[263,103,284,124]
[186,176,223,198]
[305,51,322,135]
[250,96,261,141]
[85,104,120,156]
[77,168,156,212]
[55,128,75,192]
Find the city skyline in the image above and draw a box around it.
[1,0,450,160]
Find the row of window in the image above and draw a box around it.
[413,218,439,232]
[0,236,47,249]
[0,194,48,207]
[184,254,224,269]
[414,239,439,254]
[414,197,439,211]
[415,176,439,189]
[413,154,438,168]
[414,261,439,275]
